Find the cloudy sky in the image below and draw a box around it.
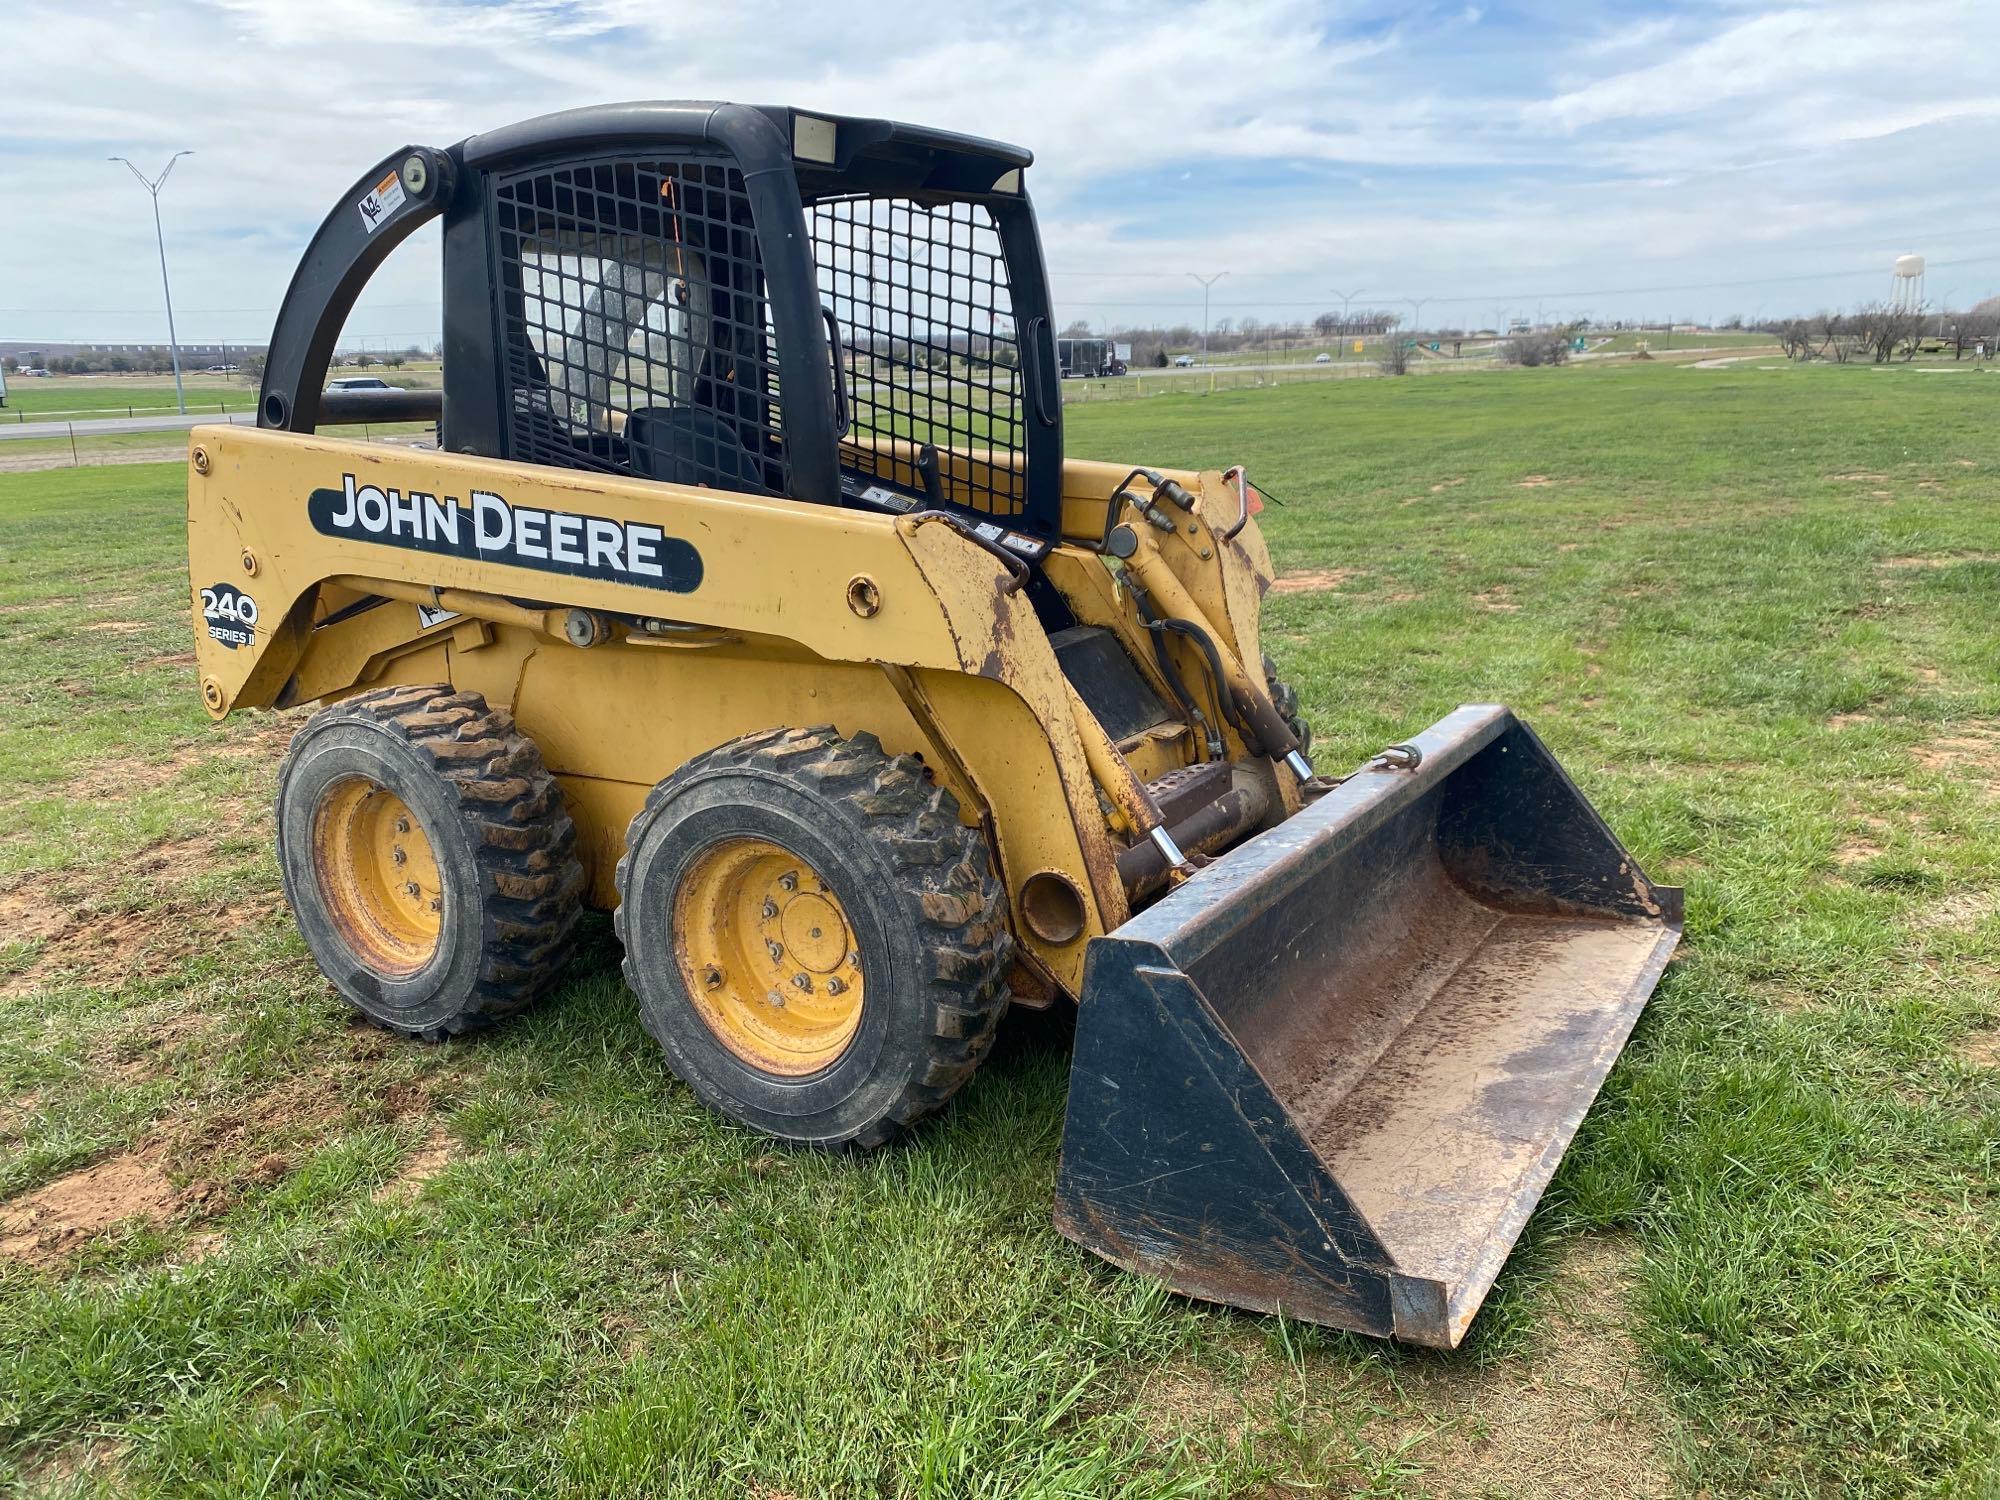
[3,0,1996,346]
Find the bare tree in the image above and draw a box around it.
[1847,301,1927,363]
[1774,318,1816,360]
[1502,325,1579,367]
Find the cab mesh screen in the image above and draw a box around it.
[490,155,786,492]
[808,196,1025,519]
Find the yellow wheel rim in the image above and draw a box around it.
[312,776,444,975]
[674,837,864,1076]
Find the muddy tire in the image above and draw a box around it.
[615,726,1012,1150]
[275,685,585,1040]
[1263,653,1313,757]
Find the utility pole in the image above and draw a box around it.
[1188,271,1228,368]
[110,151,193,415]
[1329,287,1365,356]
[1405,297,1429,341]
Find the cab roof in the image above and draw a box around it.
[459,102,1032,199]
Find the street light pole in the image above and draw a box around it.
[110,151,193,415]
[1329,287,1365,356]
[1188,271,1228,367]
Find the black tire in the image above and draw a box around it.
[275,685,585,1040]
[615,726,1012,1149]
[1262,653,1313,757]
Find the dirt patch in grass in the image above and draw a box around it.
[1827,711,1875,729]
[1912,722,2000,796]
[1960,1029,2000,1068]
[1834,838,1884,867]
[104,1005,223,1081]
[173,1042,454,1211]
[1269,567,1366,595]
[1833,815,1891,869]
[1882,553,2000,569]
[1385,1237,1674,1499]
[0,886,71,946]
[1514,474,1560,488]
[374,1127,459,1203]
[0,841,283,1001]
[1914,891,1998,932]
[12,1434,127,1489]
[1832,471,1888,482]
[1131,1239,1674,1496]
[0,717,300,998]
[0,1150,179,1269]
[1472,586,1520,612]
[65,717,295,802]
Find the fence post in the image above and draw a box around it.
[68,423,79,467]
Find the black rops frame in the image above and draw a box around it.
[255,102,1065,539]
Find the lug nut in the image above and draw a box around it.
[826,977,846,996]
[395,817,410,834]
[792,973,812,992]
[428,898,442,912]
[392,846,407,865]
[405,882,421,897]
[762,900,778,919]
[765,939,784,960]
[767,989,786,1008]
[779,871,798,891]
[701,964,724,989]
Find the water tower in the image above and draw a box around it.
[1892,254,1925,310]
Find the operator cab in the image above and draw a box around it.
[257,103,1066,558]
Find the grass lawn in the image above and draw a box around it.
[0,424,439,476]
[1,360,1997,1496]
[2,370,437,422]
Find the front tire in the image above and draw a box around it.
[275,685,585,1039]
[615,726,1012,1149]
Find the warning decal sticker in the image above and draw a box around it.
[357,169,406,233]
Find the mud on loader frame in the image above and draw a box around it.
[188,103,1680,1347]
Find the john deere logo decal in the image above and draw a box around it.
[309,473,702,592]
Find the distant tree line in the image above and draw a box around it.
[1767,301,1999,364]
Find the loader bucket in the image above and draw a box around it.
[1053,704,1681,1348]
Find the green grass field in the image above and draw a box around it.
[2,369,439,422]
[1,360,1997,1496]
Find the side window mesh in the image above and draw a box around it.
[809,196,1025,519]
[491,156,786,492]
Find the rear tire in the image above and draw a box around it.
[275,685,585,1040]
[615,726,1012,1149]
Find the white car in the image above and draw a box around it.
[1313,352,1332,363]
[326,376,405,392]
[1172,354,1194,367]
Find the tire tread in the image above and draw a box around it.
[282,685,585,1040]
[614,726,1012,1149]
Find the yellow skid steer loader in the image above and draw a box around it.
[186,103,1679,1347]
